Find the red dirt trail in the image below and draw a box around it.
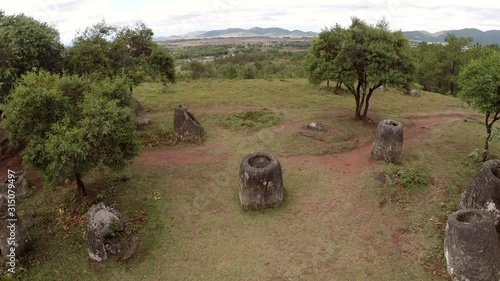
[283,113,482,177]
[132,112,482,175]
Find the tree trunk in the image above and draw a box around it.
[483,111,500,162]
[129,85,133,94]
[450,60,456,95]
[75,172,87,199]
[355,95,361,119]
[484,121,492,162]
[355,81,363,119]
[361,88,376,119]
[326,80,330,89]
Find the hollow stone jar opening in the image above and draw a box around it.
[456,211,482,223]
[249,155,272,168]
[384,120,398,126]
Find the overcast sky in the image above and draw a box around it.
[1,0,500,43]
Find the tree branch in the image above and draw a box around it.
[493,111,500,123]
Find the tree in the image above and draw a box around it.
[412,42,447,92]
[442,34,472,95]
[458,51,500,161]
[64,21,175,93]
[4,71,140,199]
[307,18,414,119]
[304,25,345,88]
[412,35,472,95]
[148,45,176,85]
[0,11,64,100]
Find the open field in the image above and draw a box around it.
[4,78,498,280]
[160,36,312,52]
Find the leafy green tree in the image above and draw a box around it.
[218,64,239,79]
[240,64,258,79]
[458,51,500,161]
[0,11,64,100]
[412,42,447,92]
[4,71,140,198]
[464,43,500,64]
[304,25,345,88]
[307,18,414,119]
[412,35,471,95]
[443,34,472,95]
[65,21,175,92]
[148,45,176,85]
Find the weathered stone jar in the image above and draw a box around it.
[133,98,149,126]
[370,120,403,163]
[239,152,284,211]
[444,209,500,281]
[173,105,204,141]
[458,159,500,231]
[86,202,125,262]
[0,196,32,260]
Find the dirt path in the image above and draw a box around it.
[134,112,482,175]
[283,113,482,177]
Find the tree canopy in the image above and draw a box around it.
[4,71,140,198]
[64,21,175,92]
[458,50,500,161]
[304,24,345,88]
[412,34,472,95]
[0,11,64,100]
[306,18,414,119]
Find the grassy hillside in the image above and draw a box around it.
[9,78,497,281]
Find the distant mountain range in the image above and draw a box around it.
[179,27,317,38]
[158,27,500,45]
[403,28,500,45]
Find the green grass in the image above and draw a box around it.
[376,162,432,206]
[221,110,282,129]
[8,78,489,281]
[364,119,500,279]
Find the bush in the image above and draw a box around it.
[240,64,258,79]
[218,64,238,79]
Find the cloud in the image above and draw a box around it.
[1,0,499,43]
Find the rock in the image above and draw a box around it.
[174,105,204,142]
[121,235,140,261]
[239,152,284,211]
[306,122,328,132]
[86,202,125,262]
[444,209,500,281]
[405,89,420,97]
[0,195,32,259]
[133,99,149,126]
[0,171,31,200]
[370,120,403,163]
[458,159,500,231]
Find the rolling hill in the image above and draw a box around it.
[160,26,500,45]
[184,27,317,37]
[403,28,500,45]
